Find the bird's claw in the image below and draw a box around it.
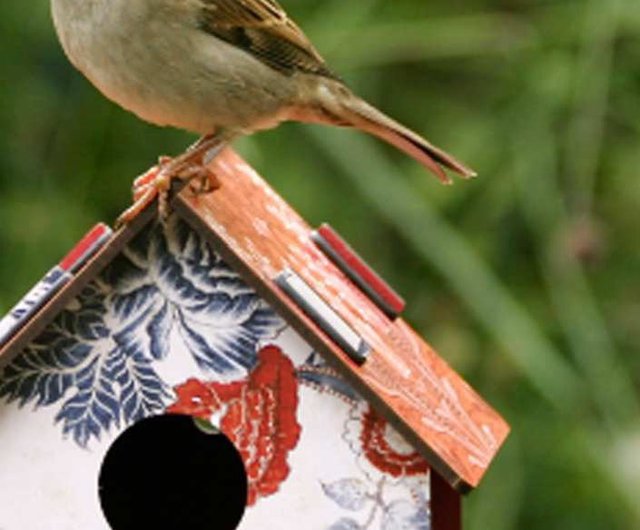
[115,157,221,229]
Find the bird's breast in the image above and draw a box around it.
[50,0,297,135]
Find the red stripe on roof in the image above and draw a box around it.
[59,223,113,272]
[316,224,405,317]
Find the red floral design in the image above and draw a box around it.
[360,406,428,477]
[167,345,301,505]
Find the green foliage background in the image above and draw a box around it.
[1,1,639,528]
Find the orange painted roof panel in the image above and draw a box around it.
[174,149,510,491]
[0,149,509,491]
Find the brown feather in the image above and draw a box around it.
[342,96,477,181]
[198,0,336,77]
[197,0,474,180]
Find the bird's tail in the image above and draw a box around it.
[319,86,476,183]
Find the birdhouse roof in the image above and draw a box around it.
[0,149,508,492]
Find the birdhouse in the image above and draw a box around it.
[0,150,509,530]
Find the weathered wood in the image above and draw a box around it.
[174,149,510,491]
[431,470,462,530]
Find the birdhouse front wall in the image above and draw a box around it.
[0,218,431,530]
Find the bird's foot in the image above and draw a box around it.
[186,165,221,197]
[114,136,225,228]
[114,164,163,229]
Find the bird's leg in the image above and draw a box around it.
[115,134,226,228]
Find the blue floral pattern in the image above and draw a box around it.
[0,217,429,529]
[296,353,430,530]
[0,218,283,446]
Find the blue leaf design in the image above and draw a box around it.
[134,218,284,375]
[0,342,88,407]
[0,283,107,409]
[328,519,362,530]
[110,341,169,425]
[147,300,172,360]
[0,217,284,446]
[322,478,370,511]
[55,353,120,447]
[382,500,429,530]
[112,284,157,321]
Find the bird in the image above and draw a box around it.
[50,0,476,225]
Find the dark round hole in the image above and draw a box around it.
[98,414,247,530]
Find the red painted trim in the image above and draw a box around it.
[316,224,405,317]
[431,470,462,530]
[59,223,113,272]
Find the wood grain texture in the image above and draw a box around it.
[174,148,510,490]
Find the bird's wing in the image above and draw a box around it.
[198,0,336,78]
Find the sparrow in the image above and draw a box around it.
[50,0,476,224]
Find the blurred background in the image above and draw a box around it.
[1,0,639,528]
